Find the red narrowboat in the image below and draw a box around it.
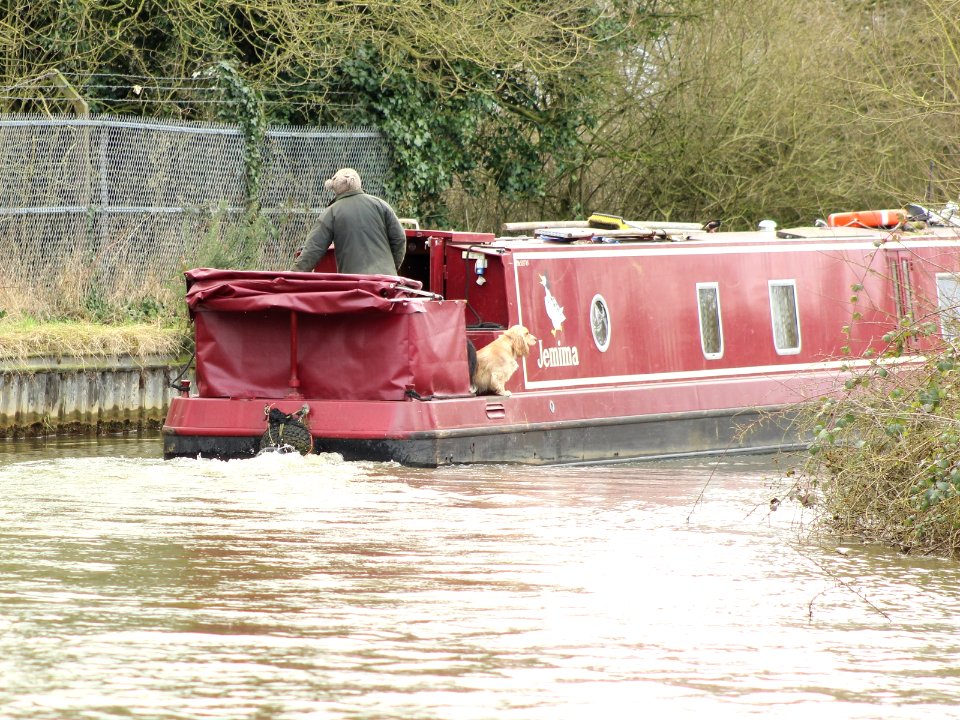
[162,221,960,466]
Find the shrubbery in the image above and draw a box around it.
[4,1,960,231]
[793,321,960,557]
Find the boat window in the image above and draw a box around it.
[936,273,960,340]
[769,280,801,355]
[590,294,611,352]
[696,283,723,359]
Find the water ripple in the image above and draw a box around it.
[0,440,957,718]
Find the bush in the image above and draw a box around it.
[793,322,960,557]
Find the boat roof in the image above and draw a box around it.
[455,225,960,253]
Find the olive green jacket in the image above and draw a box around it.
[294,189,406,275]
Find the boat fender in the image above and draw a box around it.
[258,406,313,456]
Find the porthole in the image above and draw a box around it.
[590,294,611,352]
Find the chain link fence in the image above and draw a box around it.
[0,114,389,320]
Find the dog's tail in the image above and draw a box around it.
[467,339,478,392]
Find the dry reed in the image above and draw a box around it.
[0,320,188,363]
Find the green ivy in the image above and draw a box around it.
[334,46,599,224]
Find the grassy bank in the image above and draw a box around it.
[0,318,190,364]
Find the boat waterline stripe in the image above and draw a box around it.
[521,356,922,391]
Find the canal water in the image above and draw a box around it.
[2,436,959,719]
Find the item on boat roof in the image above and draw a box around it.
[906,202,960,228]
[588,213,632,230]
[588,227,656,239]
[502,220,591,233]
[504,216,703,236]
[587,213,704,234]
[826,209,906,229]
[775,226,882,239]
[534,227,595,242]
[531,213,654,241]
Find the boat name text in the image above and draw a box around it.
[537,343,580,368]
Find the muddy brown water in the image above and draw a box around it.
[2,435,959,719]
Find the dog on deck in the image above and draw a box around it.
[471,325,538,396]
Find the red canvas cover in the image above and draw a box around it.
[185,268,423,315]
[187,270,469,401]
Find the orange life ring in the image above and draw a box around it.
[826,209,906,229]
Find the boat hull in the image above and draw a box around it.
[162,404,799,466]
[161,365,827,465]
[317,407,800,465]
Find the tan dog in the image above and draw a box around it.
[471,325,538,396]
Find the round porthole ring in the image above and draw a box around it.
[590,293,611,352]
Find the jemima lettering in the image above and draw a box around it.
[537,344,580,368]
